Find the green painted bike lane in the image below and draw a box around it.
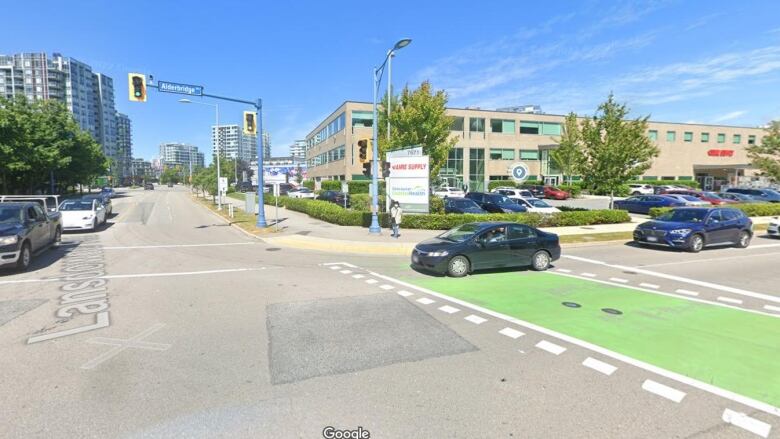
[406,271,780,408]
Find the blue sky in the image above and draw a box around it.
[3,0,780,163]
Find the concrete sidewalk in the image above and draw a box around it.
[218,193,775,255]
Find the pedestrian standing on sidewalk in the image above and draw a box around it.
[390,200,403,238]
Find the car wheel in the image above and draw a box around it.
[531,250,551,271]
[735,230,751,248]
[687,234,704,253]
[51,227,61,249]
[17,242,31,271]
[447,255,470,278]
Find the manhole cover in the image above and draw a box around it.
[601,308,623,315]
[266,248,282,252]
[562,302,581,308]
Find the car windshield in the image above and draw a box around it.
[656,209,708,223]
[487,194,512,204]
[528,199,551,208]
[60,201,93,211]
[0,206,24,224]
[438,223,483,242]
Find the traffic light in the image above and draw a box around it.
[128,73,147,102]
[382,161,391,178]
[357,138,372,163]
[243,111,257,135]
[362,163,371,177]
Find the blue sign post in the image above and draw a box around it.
[157,81,204,96]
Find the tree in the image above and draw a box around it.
[549,112,584,185]
[160,167,181,185]
[577,94,660,207]
[747,120,780,181]
[377,81,457,181]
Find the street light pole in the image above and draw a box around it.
[255,98,268,227]
[387,50,393,140]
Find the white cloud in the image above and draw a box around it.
[712,110,747,123]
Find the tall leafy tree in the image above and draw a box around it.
[747,120,780,181]
[549,112,584,185]
[377,81,457,180]
[577,94,659,207]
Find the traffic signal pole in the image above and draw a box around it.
[145,82,268,228]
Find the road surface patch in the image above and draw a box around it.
[722,409,772,438]
[0,299,48,326]
[81,323,170,370]
[536,340,566,355]
[582,357,617,375]
[642,379,687,403]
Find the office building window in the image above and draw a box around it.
[439,148,464,188]
[469,148,485,192]
[520,121,540,134]
[701,132,709,142]
[351,110,372,128]
[519,121,561,135]
[678,176,694,180]
[489,148,514,160]
[733,134,741,144]
[648,130,658,141]
[661,176,676,180]
[490,119,515,134]
[666,131,676,142]
[684,132,693,142]
[717,133,726,143]
[748,135,756,145]
[469,117,485,132]
[450,117,464,131]
[519,150,539,160]
[541,122,562,136]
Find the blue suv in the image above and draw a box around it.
[633,207,752,252]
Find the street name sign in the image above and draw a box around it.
[158,81,204,96]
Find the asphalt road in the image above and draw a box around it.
[0,186,777,438]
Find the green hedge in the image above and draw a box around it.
[488,180,519,190]
[268,195,630,230]
[350,193,386,212]
[429,196,444,214]
[649,203,780,218]
[320,180,342,191]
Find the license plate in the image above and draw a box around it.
[647,236,658,242]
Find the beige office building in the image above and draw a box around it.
[305,101,766,191]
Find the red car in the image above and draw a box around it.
[662,189,736,205]
[543,186,570,200]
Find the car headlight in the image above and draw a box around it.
[669,229,692,236]
[428,250,449,257]
[0,235,19,245]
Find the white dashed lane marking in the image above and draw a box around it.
[438,305,460,314]
[722,409,772,438]
[498,327,525,339]
[764,304,780,313]
[379,284,394,290]
[582,357,618,376]
[365,279,378,285]
[556,268,572,273]
[717,296,743,305]
[581,272,597,278]
[352,274,365,279]
[397,290,413,297]
[416,298,435,305]
[464,315,487,325]
[675,289,700,297]
[340,270,352,274]
[536,340,566,355]
[609,277,629,283]
[639,283,660,289]
[642,379,686,403]
[329,266,342,270]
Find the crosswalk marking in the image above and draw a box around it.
[464,315,487,325]
[536,340,566,355]
[498,327,525,339]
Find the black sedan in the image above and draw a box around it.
[316,190,350,207]
[444,197,487,214]
[465,192,527,213]
[411,222,561,277]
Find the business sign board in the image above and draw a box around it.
[157,80,204,96]
[509,162,530,183]
[218,177,228,195]
[386,155,429,213]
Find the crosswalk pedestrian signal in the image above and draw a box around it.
[128,73,147,102]
[362,163,371,177]
[357,138,372,163]
[243,111,257,135]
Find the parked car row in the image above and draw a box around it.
[614,188,780,214]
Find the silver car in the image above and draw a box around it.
[661,194,710,206]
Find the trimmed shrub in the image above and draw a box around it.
[429,196,444,214]
[347,180,370,194]
[350,193,386,212]
[321,180,342,191]
[488,180,518,190]
[649,203,780,218]
[558,206,588,212]
[302,180,315,190]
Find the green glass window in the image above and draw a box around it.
[733,134,741,144]
[717,133,726,143]
[489,148,514,160]
[666,131,676,141]
[642,176,658,181]
[469,118,485,132]
[519,150,539,160]
[648,130,658,141]
[684,132,693,142]
[351,111,373,127]
[661,176,675,180]
[701,132,709,142]
[541,123,562,136]
[748,135,756,145]
[519,121,540,134]
[490,119,515,134]
[678,176,694,180]
[450,117,464,131]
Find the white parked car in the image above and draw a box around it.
[768,217,779,238]
[433,186,465,198]
[492,187,535,199]
[287,188,316,199]
[661,194,711,207]
[628,184,654,195]
[58,199,106,231]
[514,197,561,214]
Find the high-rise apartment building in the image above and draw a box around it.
[0,52,125,170]
[262,131,272,158]
[116,113,132,180]
[289,140,306,160]
[159,142,205,169]
[212,124,256,162]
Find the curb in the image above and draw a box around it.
[190,195,267,242]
